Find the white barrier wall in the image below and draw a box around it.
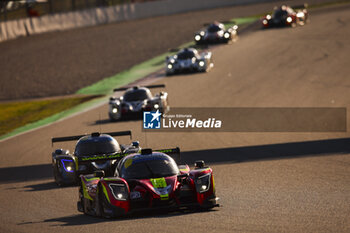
[0,0,277,42]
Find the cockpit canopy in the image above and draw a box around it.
[118,152,179,179]
[123,87,152,102]
[273,5,295,18]
[207,23,224,33]
[177,48,199,60]
[74,134,121,157]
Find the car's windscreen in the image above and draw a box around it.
[177,51,195,60]
[120,156,179,179]
[75,140,120,157]
[124,89,151,102]
[207,24,221,33]
[273,9,288,19]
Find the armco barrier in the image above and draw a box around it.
[0,0,277,42]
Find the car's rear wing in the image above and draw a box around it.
[51,131,132,146]
[113,84,165,92]
[77,147,181,163]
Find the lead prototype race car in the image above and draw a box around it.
[51,131,140,186]
[77,148,219,218]
[109,85,169,121]
[166,48,213,76]
[194,21,238,45]
[262,4,309,28]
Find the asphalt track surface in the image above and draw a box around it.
[1,2,350,233]
[0,0,334,100]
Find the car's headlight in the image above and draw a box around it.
[167,64,173,69]
[199,61,205,67]
[286,17,292,23]
[296,12,304,18]
[170,58,175,63]
[195,173,211,193]
[109,183,128,200]
[224,32,230,39]
[195,35,201,41]
[61,159,74,173]
[266,14,271,20]
[262,19,268,25]
[200,31,205,36]
[154,103,159,109]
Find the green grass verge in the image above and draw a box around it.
[76,53,169,95]
[0,95,101,139]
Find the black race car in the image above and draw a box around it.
[262,4,309,28]
[51,131,140,186]
[77,148,219,218]
[165,48,213,76]
[109,85,169,121]
[194,21,238,45]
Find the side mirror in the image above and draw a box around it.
[55,149,63,155]
[132,141,140,147]
[94,170,105,178]
[194,160,205,169]
[55,149,69,155]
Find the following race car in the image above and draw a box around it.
[109,85,169,121]
[194,21,238,45]
[51,131,140,186]
[77,148,219,218]
[166,48,213,76]
[261,4,309,28]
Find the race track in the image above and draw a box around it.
[0,0,333,100]
[0,3,350,233]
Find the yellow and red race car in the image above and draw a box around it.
[77,148,219,218]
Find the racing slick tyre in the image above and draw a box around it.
[53,166,63,187]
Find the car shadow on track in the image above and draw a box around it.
[2,137,350,186]
[180,137,350,165]
[40,209,217,226]
[0,164,52,184]
[21,181,70,192]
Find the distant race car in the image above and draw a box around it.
[166,48,213,76]
[109,85,169,121]
[51,131,140,186]
[77,148,219,218]
[262,4,309,28]
[194,21,238,45]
